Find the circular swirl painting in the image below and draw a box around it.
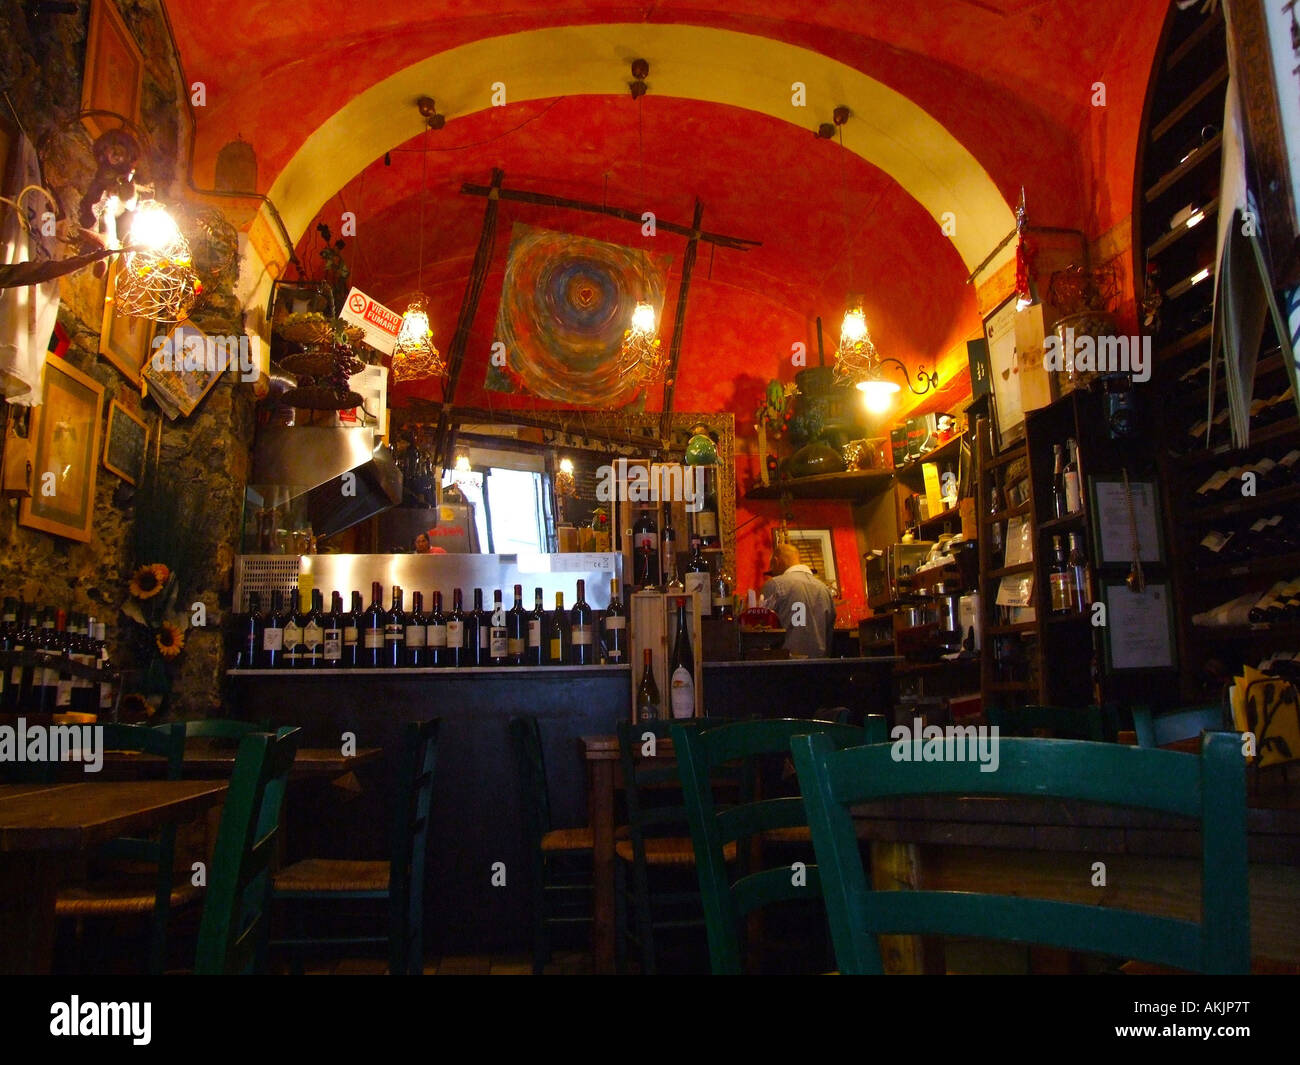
[488,224,669,407]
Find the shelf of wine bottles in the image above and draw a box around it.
[229,577,633,671]
[0,598,118,715]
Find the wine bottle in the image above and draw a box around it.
[1196,530,1234,567]
[263,591,286,669]
[303,589,324,668]
[1067,533,1090,613]
[32,608,57,714]
[506,584,527,666]
[526,587,545,666]
[323,592,344,667]
[282,590,305,668]
[684,536,711,616]
[406,591,428,667]
[988,486,1004,569]
[53,610,72,712]
[602,578,627,665]
[0,597,15,709]
[662,520,683,592]
[446,589,466,667]
[712,566,734,620]
[1249,580,1290,623]
[94,620,114,715]
[344,591,363,667]
[633,507,660,589]
[489,589,508,666]
[1063,439,1082,514]
[466,589,486,666]
[362,581,385,667]
[1048,535,1077,615]
[548,592,566,665]
[1277,449,1300,486]
[239,592,263,669]
[569,580,594,665]
[385,585,406,667]
[427,591,448,667]
[697,471,720,547]
[636,648,661,721]
[1051,444,1067,519]
[669,597,696,719]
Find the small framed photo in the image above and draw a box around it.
[982,294,1025,450]
[142,321,224,420]
[19,358,105,542]
[79,0,144,141]
[1088,476,1165,566]
[1098,579,1176,672]
[785,528,838,594]
[102,399,149,485]
[99,260,154,383]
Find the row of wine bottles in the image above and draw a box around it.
[1248,577,1300,624]
[0,599,114,714]
[1048,533,1092,616]
[635,598,695,721]
[630,511,733,617]
[234,579,626,669]
[1172,387,1296,455]
[1196,507,1300,567]
[1191,449,1300,505]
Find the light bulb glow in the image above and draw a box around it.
[1186,210,1205,229]
[559,458,575,475]
[857,377,900,414]
[840,306,867,344]
[630,301,656,334]
[127,201,182,251]
[454,454,471,473]
[1191,267,1210,286]
[396,308,431,346]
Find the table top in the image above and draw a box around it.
[0,780,229,853]
[97,744,383,778]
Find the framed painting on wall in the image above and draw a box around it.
[982,294,1025,449]
[80,0,144,141]
[141,321,223,420]
[19,358,105,542]
[99,260,154,383]
[785,528,838,595]
[102,398,148,485]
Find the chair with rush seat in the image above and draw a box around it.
[509,716,593,975]
[272,719,439,975]
[792,731,1250,975]
[195,727,301,975]
[673,716,887,974]
[55,722,194,974]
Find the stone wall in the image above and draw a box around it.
[0,0,253,715]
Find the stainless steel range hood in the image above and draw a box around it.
[251,426,403,537]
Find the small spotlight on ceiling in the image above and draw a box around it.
[630,58,649,99]
[416,96,445,130]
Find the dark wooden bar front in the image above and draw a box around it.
[228,657,895,952]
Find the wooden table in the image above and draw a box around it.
[0,780,229,974]
[96,743,383,779]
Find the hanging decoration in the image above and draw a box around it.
[1014,187,1039,311]
[114,200,202,323]
[391,122,445,384]
[617,71,665,384]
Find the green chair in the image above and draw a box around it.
[273,719,439,975]
[175,718,270,740]
[55,722,191,974]
[672,715,887,974]
[195,726,301,974]
[1131,703,1229,748]
[792,731,1250,975]
[986,703,1120,742]
[509,716,593,974]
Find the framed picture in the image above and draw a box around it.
[1088,475,1165,566]
[99,260,154,383]
[785,528,838,594]
[141,321,223,420]
[1098,579,1176,672]
[101,399,148,485]
[982,295,1025,449]
[79,0,144,141]
[19,358,105,542]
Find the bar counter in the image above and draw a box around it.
[226,656,897,950]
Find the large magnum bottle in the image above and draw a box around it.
[506,584,527,666]
[569,579,594,665]
[669,598,696,719]
[362,581,386,667]
[385,586,406,667]
[684,536,712,616]
[602,578,627,665]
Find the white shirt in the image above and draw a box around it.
[760,564,835,658]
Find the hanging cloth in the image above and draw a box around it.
[0,133,59,405]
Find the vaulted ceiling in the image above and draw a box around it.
[164,0,1167,417]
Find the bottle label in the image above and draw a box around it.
[263,627,284,652]
[427,623,447,648]
[304,622,323,649]
[446,620,464,646]
[528,619,542,646]
[508,637,525,656]
[685,573,710,614]
[570,625,592,646]
[490,630,508,657]
[697,511,718,538]
[405,624,426,647]
[57,678,72,707]
[1063,471,1081,514]
[283,621,303,648]
[1200,531,1231,553]
[670,666,695,719]
[100,681,113,710]
[638,701,660,721]
[638,532,659,554]
[549,637,562,660]
[604,616,626,630]
[384,623,404,644]
[479,626,489,650]
[364,629,384,650]
[323,629,342,660]
[1050,572,1077,613]
[343,625,358,645]
[608,647,623,662]
[1278,449,1300,469]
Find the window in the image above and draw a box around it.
[443,465,547,555]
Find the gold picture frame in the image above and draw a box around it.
[102,398,149,485]
[141,321,224,420]
[99,260,154,383]
[80,0,144,141]
[19,358,105,542]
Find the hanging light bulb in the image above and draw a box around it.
[128,200,183,251]
[630,301,656,335]
[454,453,471,473]
[618,298,665,381]
[840,304,868,346]
[391,295,445,382]
[115,199,201,323]
[857,377,901,413]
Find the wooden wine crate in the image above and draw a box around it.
[629,590,704,721]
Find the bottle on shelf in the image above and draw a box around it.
[662,520,683,592]
[696,470,720,547]
[1067,533,1090,613]
[1063,439,1082,515]
[633,507,660,589]
[1051,444,1067,519]
[467,589,487,666]
[1248,580,1291,624]
[0,597,16,709]
[1196,530,1234,567]
[323,592,344,667]
[343,591,363,668]
[506,585,527,666]
[569,580,594,665]
[385,586,406,667]
[303,590,324,668]
[94,620,113,715]
[282,590,305,669]
[489,589,508,666]
[239,592,263,669]
[636,648,660,722]
[406,591,428,667]
[669,597,696,719]
[427,591,448,667]
[988,486,1004,570]
[446,589,466,667]
[712,564,734,621]
[75,615,97,713]
[684,536,712,616]
[1048,535,1078,616]
[53,611,73,712]
[32,608,57,714]
[547,592,566,665]
[526,587,545,666]
[602,578,626,665]
[362,582,386,667]
[263,591,286,669]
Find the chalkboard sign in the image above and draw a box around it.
[102,399,148,485]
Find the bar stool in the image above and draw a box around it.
[509,716,594,974]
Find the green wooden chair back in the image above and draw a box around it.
[671,715,885,974]
[388,718,440,975]
[1131,703,1229,748]
[791,731,1249,974]
[98,722,186,862]
[169,718,271,742]
[509,716,553,850]
[986,703,1120,742]
[616,718,729,847]
[195,726,300,974]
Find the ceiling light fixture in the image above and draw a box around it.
[391,118,445,383]
[114,197,202,323]
[618,59,665,383]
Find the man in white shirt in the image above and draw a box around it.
[760,543,836,658]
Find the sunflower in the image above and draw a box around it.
[129,563,170,600]
[155,620,185,659]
